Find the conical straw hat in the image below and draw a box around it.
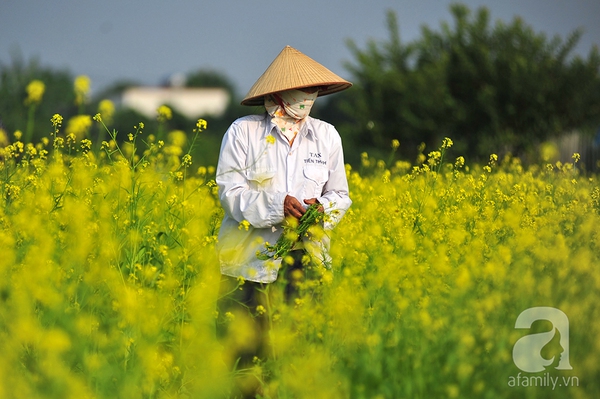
[241,45,352,106]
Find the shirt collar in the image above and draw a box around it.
[264,113,318,141]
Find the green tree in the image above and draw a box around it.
[0,53,75,143]
[332,4,600,163]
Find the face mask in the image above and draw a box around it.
[265,88,318,120]
[264,89,319,142]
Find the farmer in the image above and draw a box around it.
[215,45,352,394]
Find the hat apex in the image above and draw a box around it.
[241,45,352,106]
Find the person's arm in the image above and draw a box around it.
[316,129,352,229]
[216,123,287,229]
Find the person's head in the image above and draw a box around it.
[241,46,352,107]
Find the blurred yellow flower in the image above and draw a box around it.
[74,75,91,106]
[540,141,559,162]
[24,79,45,105]
[97,99,115,125]
[0,128,8,146]
[157,105,173,122]
[168,130,186,148]
[66,114,92,139]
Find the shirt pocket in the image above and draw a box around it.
[303,165,329,198]
[246,169,276,191]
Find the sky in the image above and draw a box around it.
[1,0,599,100]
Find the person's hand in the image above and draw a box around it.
[303,198,324,213]
[284,195,306,219]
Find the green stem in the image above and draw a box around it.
[25,104,36,144]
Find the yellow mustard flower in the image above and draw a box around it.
[24,79,45,105]
[238,220,251,231]
[157,105,173,122]
[97,99,115,125]
[74,75,91,106]
[196,118,207,131]
[51,114,63,128]
[66,114,92,139]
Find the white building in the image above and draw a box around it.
[121,86,230,119]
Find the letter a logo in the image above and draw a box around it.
[512,307,573,372]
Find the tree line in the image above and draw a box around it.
[320,4,600,165]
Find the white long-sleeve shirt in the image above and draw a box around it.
[216,113,352,283]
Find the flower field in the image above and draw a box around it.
[1,100,600,398]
